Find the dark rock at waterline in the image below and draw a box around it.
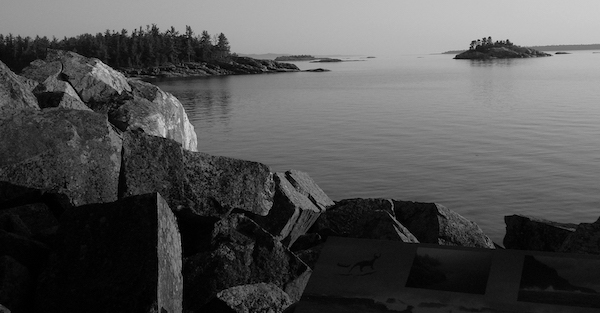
[0,109,122,207]
[560,217,600,255]
[313,198,419,243]
[392,200,495,248]
[120,130,274,218]
[304,68,330,72]
[183,214,310,312]
[454,46,551,59]
[35,193,182,313]
[503,214,576,252]
[555,51,571,54]
[0,60,39,119]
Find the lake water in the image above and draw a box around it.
[154,52,600,243]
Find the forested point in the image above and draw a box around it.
[0,24,233,72]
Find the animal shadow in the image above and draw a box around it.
[337,253,381,276]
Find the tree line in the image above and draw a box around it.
[469,36,514,51]
[0,24,232,72]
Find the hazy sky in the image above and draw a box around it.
[2,0,599,55]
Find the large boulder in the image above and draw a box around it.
[41,49,131,103]
[109,79,197,151]
[0,60,39,119]
[0,109,122,207]
[36,193,182,313]
[203,283,293,313]
[392,200,494,248]
[559,217,600,255]
[120,131,274,218]
[314,198,418,243]
[503,214,577,251]
[21,50,198,151]
[183,214,310,312]
[252,170,333,247]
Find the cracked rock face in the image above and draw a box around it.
[120,130,274,218]
[0,109,122,207]
[0,60,40,119]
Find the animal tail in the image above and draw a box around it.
[337,263,351,267]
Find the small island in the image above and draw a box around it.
[274,55,317,61]
[454,37,551,59]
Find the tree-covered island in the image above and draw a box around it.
[0,24,299,77]
[454,36,551,59]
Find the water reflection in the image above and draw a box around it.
[467,58,516,67]
[467,59,517,109]
[164,77,232,126]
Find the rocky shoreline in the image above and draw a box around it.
[118,56,300,79]
[1,49,599,313]
[454,46,551,59]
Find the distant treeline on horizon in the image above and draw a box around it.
[442,43,600,54]
[0,24,233,72]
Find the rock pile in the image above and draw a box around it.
[2,50,498,313]
[504,214,600,254]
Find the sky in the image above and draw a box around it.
[1,0,599,56]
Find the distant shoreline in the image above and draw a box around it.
[442,43,600,55]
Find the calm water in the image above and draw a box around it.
[154,52,600,243]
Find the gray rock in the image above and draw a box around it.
[252,170,333,247]
[314,198,419,243]
[33,75,90,110]
[392,200,494,248]
[43,49,131,103]
[204,283,293,313]
[0,304,10,313]
[0,109,122,207]
[120,131,274,218]
[183,214,310,311]
[503,214,577,251]
[0,60,39,119]
[0,255,32,313]
[559,217,600,255]
[109,79,197,151]
[36,193,182,313]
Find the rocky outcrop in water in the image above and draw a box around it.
[454,46,551,59]
[0,50,507,313]
[119,56,299,78]
[503,215,577,251]
[503,215,600,254]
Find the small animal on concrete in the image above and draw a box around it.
[337,253,381,273]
